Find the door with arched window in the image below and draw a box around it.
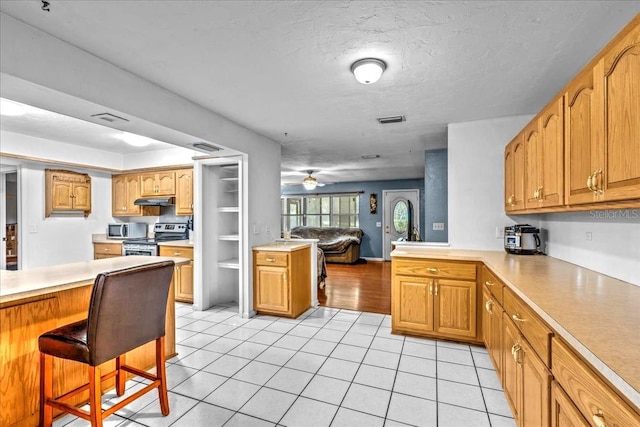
[382,189,420,260]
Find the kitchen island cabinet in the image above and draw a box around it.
[0,256,188,427]
[159,243,194,303]
[390,245,640,424]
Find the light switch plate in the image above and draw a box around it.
[433,223,444,231]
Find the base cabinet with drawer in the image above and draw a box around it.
[93,242,122,259]
[159,245,194,303]
[392,258,480,342]
[482,266,504,377]
[253,244,311,318]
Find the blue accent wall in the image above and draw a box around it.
[424,149,448,242]
[282,179,425,259]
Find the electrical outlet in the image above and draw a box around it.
[265,224,271,234]
[586,231,592,241]
[375,222,382,227]
[496,227,505,239]
[432,223,444,231]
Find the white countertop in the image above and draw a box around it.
[391,247,640,409]
[252,242,311,252]
[0,256,190,306]
[92,233,124,244]
[158,239,193,248]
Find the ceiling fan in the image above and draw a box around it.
[302,170,325,190]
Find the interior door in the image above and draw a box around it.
[382,189,420,261]
[0,172,6,270]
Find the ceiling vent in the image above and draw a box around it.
[91,113,129,123]
[377,115,405,124]
[192,142,222,152]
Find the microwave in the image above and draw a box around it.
[107,223,147,239]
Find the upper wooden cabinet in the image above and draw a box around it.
[505,133,526,211]
[508,14,640,213]
[175,169,194,216]
[140,171,175,196]
[594,25,640,202]
[45,169,91,217]
[112,173,159,217]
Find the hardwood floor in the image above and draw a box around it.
[318,260,391,314]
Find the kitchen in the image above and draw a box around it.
[2,2,640,427]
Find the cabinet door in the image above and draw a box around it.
[551,382,589,427]
[539,97,564,208]
[175,262,194,303]
[255,265,290,313]
[140,173,158,196]
[392,276,434,334]
[503,313,521,422]
[51,180,72,210]
[175,169,194,215]
[520,338,552,427]
[564,69,599,205]
[434,278,476,339]
[505,134,526,212]
[597,28,640,202]
[125,175,141,215]
[112,175,128,216]
[156,172,176,196]
[482,288,502,377]
[72,182,91,211]
[524,122,542,209]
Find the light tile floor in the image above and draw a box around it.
[54,303,516,427]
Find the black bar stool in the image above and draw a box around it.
[38,261,175,427]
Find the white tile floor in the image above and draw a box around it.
[53,303,516,427]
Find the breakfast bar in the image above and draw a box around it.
[0,256,189,427]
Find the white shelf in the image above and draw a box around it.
[218,258,239,269]
[219,234,239,241]
[217,206,239,212]
[220,177,239,182]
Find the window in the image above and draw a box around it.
[281,194,359,231]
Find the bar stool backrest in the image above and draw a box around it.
[86,261,175,366]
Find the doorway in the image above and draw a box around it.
[1,168,19,270]
[382,189,420,261]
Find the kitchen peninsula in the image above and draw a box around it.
[391,246,640,424]
[0,256,189,427]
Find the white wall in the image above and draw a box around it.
[448,115,640,286]
[448,115,533,250]
[539,211,640,286]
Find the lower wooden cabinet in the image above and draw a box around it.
[482,287,503,378]
[551,381,589,427]
[502,313,552,427]
[253,245,311,318]
[159,245,194,303]
[552,337,640,427]
[93,242,122,259]
[392,258,480,342]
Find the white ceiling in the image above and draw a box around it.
[1,1,638,184]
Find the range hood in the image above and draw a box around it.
[133,196,175,206]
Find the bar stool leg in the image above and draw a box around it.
[40,352,53,427]
[89,365,103,427]
[156,337,170,416]
[115,354,126,396]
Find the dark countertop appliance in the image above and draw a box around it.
[122,223,188,256]
[504,224,541,255]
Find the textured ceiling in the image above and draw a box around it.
[1,1,638,184]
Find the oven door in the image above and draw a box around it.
[122,245,157,256]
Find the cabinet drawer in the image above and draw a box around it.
[481,266,503,305]
[254,251,289,267]
[159,246,194,260]
[552,338,640,427]
[94,243,122,256]
[503,287,552,367]
[394,258,476,280]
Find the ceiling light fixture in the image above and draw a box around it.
[303,170,318,190]
[351,58,386,84]
[115,131,154,147]
[0,99,27,116]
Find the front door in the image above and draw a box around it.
[382,189,420,261]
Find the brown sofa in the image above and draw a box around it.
[290,227,364,264]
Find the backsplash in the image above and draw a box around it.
[538,210,640,286]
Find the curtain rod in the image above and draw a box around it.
[282,190,365,196]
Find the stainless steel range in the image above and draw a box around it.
[122,223,189,256]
